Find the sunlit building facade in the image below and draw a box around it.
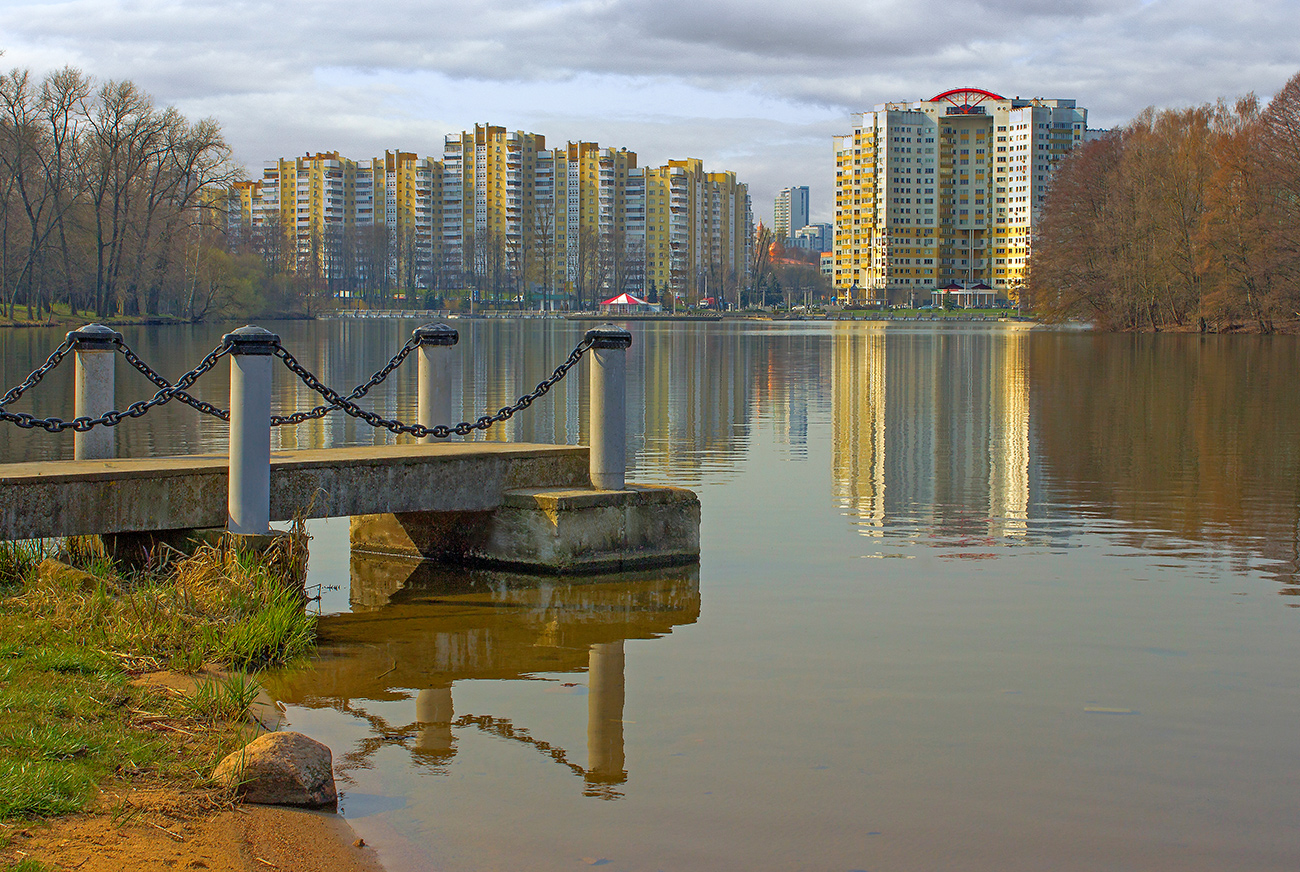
[232,127,752,304]
[834,88,1088,305]
[637,159,752,305]
[774,186,810,243]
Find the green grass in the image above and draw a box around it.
[0,649,163,821]
[2,857,58,872]
[0,530,315,822]
[182,672,264,723]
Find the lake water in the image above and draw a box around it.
[4,320,1299,870]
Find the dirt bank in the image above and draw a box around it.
[2,794,384,872]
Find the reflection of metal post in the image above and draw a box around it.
[225,326,278,535]
[68,324,121,461]
[585,325,632,490]
[414,684,455,761]
[414,323,458,443]
[586,641,626,784]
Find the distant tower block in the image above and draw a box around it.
[774,186,810,242]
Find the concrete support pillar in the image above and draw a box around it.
[586,324,632,490]
[68,324,121,461]
[414,323,458,443]
[225,326,279,535]
[586,640,626,785]
[414,685,455,761]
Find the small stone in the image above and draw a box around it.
[212,731,337,808]
[36,558,121,595]
[354,838,366,848]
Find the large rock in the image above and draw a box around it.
[212,731,337,808]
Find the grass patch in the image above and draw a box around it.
[0,528,314,823]
[2,857,58,872]
[182,672,264,723]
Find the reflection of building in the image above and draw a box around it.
[830,325,1033,539]
[832,327,887,535]
[270,562,700,797]
[833,89,1089,305]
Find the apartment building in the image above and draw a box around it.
[637,159,752,304]
[232,125,752,306]
[240,150,438,293]
[833,88,1088,305]
[774,186,810,244]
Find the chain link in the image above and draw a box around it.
[0,342,231,433]
[269,336,420,427]
[2,331,592,438]
[117,341,232,421]
[273,335,594,439]
[0,337,74,408]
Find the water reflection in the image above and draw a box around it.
[830,324,1035,541]
[266,560,699,799]
[1030,334,1300,590]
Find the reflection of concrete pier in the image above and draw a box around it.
[414,685,455,763]
[268,563,698,796]
[587,642,626,786]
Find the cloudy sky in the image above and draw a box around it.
[2,0,1298,226]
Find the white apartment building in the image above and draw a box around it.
[834,88,1088,305]
[774,186,810,243]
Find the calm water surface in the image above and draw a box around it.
[4,320,1300,870]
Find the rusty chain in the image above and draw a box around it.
[268,335,420,427]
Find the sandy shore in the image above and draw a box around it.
[2,798,385,872]
[2,666,387,872]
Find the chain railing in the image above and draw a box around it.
[0,337,231,433]
[270,335,594,439]
[0,324,596,438]
[1,321,634,536]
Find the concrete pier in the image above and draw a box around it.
[350,484,700,574]
[0,443,587,541]
[0,442,698,575]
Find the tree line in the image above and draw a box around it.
[1027,70,1300,331]
[1,65,240,321]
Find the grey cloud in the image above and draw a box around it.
[3,0,1298,226]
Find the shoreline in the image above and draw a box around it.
[0,543,384,872]
[4,801,386,872]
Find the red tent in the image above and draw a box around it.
[600,293,649,306]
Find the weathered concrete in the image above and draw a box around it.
[0,443,588,541]
[351,484,700,574]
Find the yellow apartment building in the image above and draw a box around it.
[834,88,1088,306]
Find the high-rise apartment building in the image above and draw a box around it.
[638,159,752,304]
[236,151,441,294]
[774,186,810,243]
[232,125,752,306]
[833,88,1087,304]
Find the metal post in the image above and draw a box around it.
[67,324,122,461]
[585,324,632,490]
[414,323,458,443]
[225,326,279,535]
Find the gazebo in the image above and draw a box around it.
[599,293,659,315]
[932,282,997,309]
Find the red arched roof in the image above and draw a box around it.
[929,88,1005,111]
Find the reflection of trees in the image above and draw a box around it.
[1032,334,1300,589]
